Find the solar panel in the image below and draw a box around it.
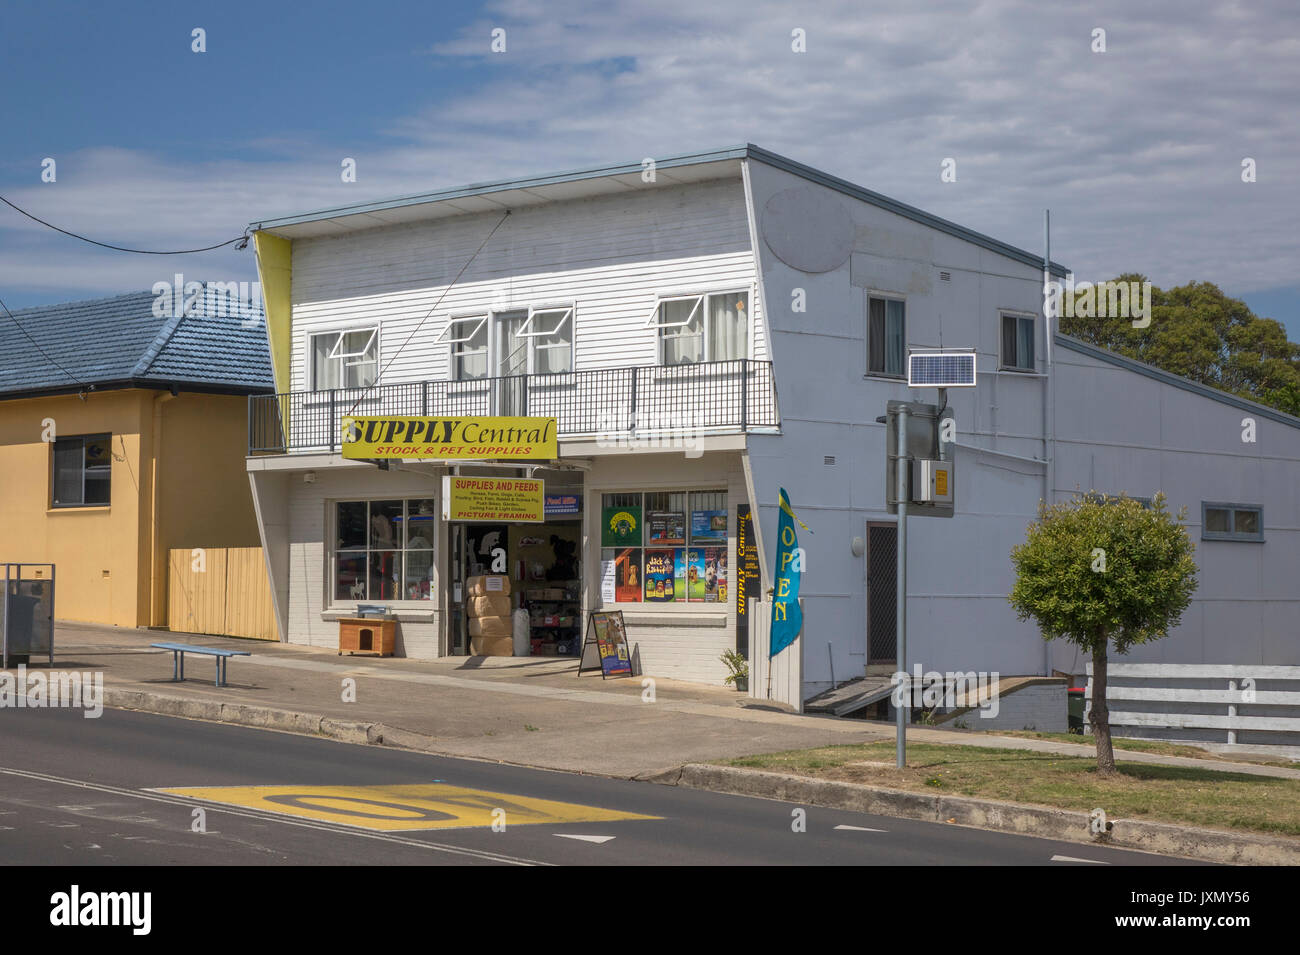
[908,352,977,388]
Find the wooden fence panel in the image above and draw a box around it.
[168,546,277,641]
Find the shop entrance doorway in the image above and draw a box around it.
[446,511,582,657]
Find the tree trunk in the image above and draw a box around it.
[1090,640,1118,777]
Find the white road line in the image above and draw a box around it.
[554,834,615,844]
[1050,854,1110,864]
[834,824,888,832]
[0,766,550,867]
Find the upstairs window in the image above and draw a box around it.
[1202,503,1263,542]
[516,305,574,374]
[52,434,112,507]
[1001,313,1035,371]
[311,328,378,390]
[867,296,905,377]
[649,290,749,365]
[438,315,489,380]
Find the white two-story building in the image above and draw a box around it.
[245,144,1300,704]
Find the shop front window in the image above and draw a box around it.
[333,499,437,601]
[600,490,728,605]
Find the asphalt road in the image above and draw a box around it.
[0,707,1197,866]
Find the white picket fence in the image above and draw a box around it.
[749,599,802,712]
[1085,663,1300,744]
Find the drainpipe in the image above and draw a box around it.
[149,390,178,627]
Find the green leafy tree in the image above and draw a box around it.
[1008,493,1198,777]
[1060,276,1300,417]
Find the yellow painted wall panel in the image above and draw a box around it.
[0,391,150,627]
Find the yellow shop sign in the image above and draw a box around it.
[441,476,545,523]
[342,416,557,460]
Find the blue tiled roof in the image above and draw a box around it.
[1,288,273,398]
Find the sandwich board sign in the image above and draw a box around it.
[578,611,633,679]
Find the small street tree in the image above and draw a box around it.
[1008,492,1198,777]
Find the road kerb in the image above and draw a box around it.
[665,763,1300,866]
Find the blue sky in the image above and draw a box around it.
[1,0,1297,338]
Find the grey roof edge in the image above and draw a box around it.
[1055,333,1300,430]
[247,146,751,232]
[0,378,274,402]
[247,143,1067,276]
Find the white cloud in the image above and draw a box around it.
[2,0,1297,303]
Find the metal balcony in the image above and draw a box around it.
[248,359,778,455]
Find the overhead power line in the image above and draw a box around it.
[0,194,247,254]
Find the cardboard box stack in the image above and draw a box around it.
[467,575,513,656]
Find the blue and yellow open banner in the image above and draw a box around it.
[770,488,805,657]
[342,416,557,460]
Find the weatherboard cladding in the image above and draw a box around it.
[0,290,273,397]
[289,179,762,391]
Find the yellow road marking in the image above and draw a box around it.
[159,783,659,832]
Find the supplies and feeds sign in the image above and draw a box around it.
[342,416,557,460]
[442,476,545,522]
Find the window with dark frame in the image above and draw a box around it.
[1001,313,1035,371]
[333,499,438,601]
[1202,503,1264,542]
[51,434,112,507]
[867,296,905,377]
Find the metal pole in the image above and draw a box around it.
[895,408,909,768]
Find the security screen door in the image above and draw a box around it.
[866,522,897,664]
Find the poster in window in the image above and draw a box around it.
[600,559,616,603]
[647,511,686,546]
[614,548,641,602]
[690,510,727,544]
[643,549,680,602]
[686,547,727,602]
[602,505,642,547]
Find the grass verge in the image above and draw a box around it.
[981,730,1296,768]
[722,741,1300,837]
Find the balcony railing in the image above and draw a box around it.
[248,359,778,455]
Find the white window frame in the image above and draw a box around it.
[309,326,380,391]
[1000,310,1036,372]
[647,288,752,364]
[435,314,488,344]
[516,304,575,375]
[438,313,490,381]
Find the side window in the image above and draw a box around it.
[1202,503,1263,542]
[1001,313,1035,371]
[867,296,905,377]
[52,434,112,507]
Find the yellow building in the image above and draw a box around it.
[0,289,273,628]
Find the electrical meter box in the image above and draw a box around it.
[911,459,954,505]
